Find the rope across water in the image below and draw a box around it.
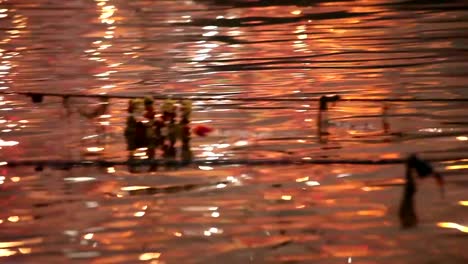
[2,156,466,169]
[1,91,468,103]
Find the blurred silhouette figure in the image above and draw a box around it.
[143,97,156,161]
[125,99,146,172]
[161,99,177,159]
[180,100,193,165]
[317,95,340,143]
[382,103,390,134]
[399,154,444,228]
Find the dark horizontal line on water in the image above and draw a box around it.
[199,54,440,65]
[2,91,468,103]
[200,0,355,8]
[185,49,468,64]
[175,11,376,27]
[204,60,455,71]
[3,156,467,168]
[0,4,228,13]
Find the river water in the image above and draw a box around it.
[0,0,467,263]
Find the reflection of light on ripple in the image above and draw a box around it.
[121,186,150,191]
[357,209,386,217]
[234,140,248,146]
[0,139,18,147]
[199,166,213,171]
[139,252,161,261]
[305,181,320,186]
[7,216,19,222]
[226,176,241,185]
[296,176,309,182]
[0,249,16,257]
[437,222,468,233]
[18,248,31,254]
[204,227,223,236]
[0,10,27,91]
[64,177,96,183]
[291,10,302,15]
[203,31,218,37]
[182,206,218,212]
[419,128,443,133]
[459,201,468,206]
[361,186,384,192]
[91,0,119,99]
[211,211,220,217]
[99,4,116,24]
[87,147,104,152]
[445,164,468,170]
[337,173,352,178]
[0,237,42,248]
[134,211,145,217]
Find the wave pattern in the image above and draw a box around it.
[0,0,467,263]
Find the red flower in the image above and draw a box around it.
[193,125,213,137]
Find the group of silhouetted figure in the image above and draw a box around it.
[124,97,196,171]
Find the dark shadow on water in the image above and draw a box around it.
[196,0,354,8]
[175,11,374,28]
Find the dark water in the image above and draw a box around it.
[0,0,467,263]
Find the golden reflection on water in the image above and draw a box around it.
[0,0,467,263]
[437,222,468,233]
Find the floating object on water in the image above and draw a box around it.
[122,98,207,171]
[399,154,444,229]
[193,125,213,137]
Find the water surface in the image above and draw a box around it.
[0,0,467,263]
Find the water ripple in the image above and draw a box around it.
[0,0,467,263]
